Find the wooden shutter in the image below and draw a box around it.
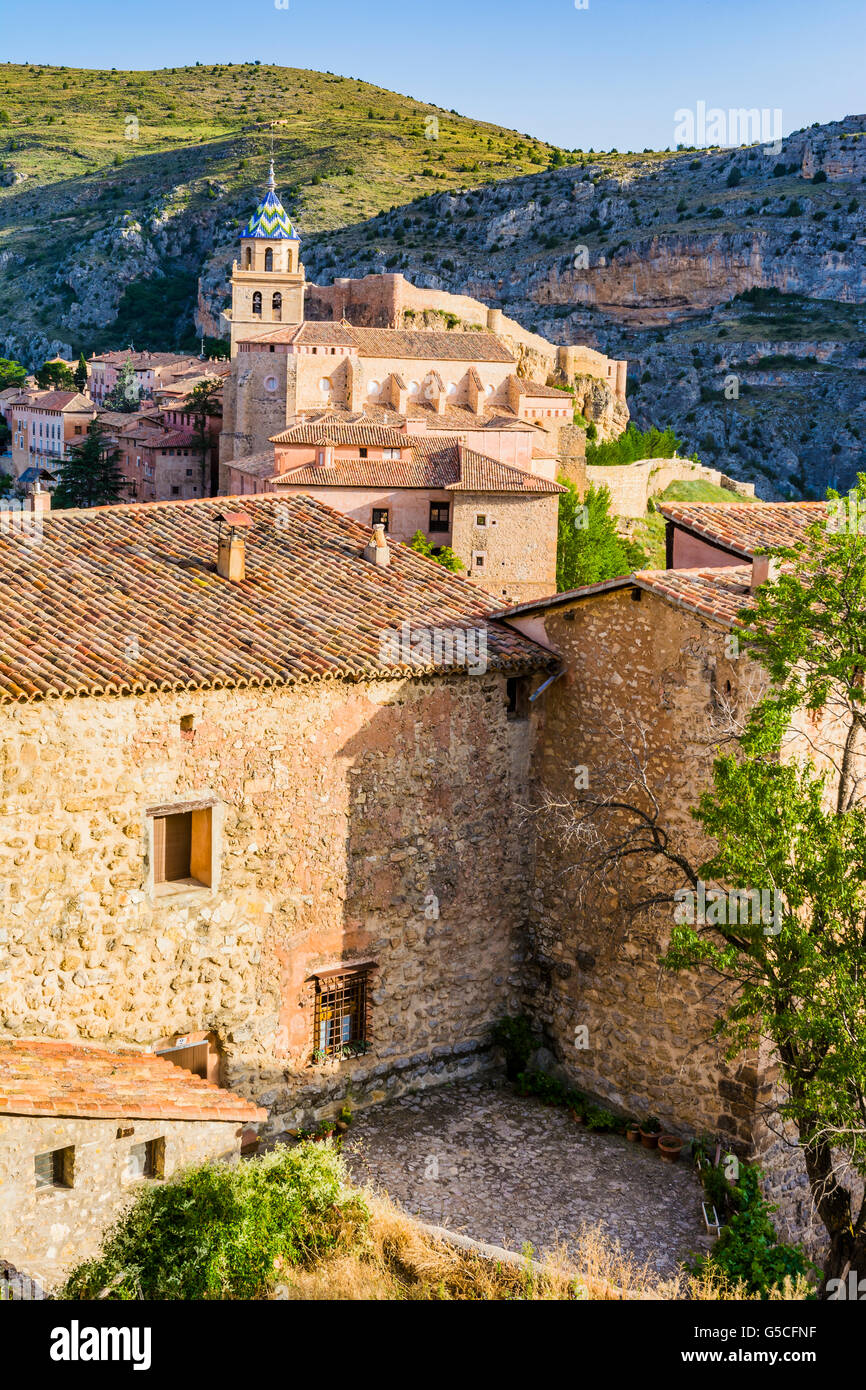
[155,811,192,883]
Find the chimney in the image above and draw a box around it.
[362,522,390,568]
[750,554,780,593]
[216,510,253,583]
[26,481,50,514]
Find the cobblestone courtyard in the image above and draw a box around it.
[344,1079,709,1275]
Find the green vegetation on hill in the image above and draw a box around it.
[586,424,685,467]
[557,480,647,590]
[655,479,758,505]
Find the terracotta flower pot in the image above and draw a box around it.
[658,1135,682,1162]
[625,1126,640,1142]
[639,1129,659,1149]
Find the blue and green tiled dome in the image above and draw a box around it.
[243,163,299,240]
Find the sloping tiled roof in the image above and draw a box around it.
[247,322,515,363]
[272,421,411,448]
[157,430,198,448]
[0,494,552,702]
[0,1038,265,1123]
[27,391,92,412]
[243,163,298,241]
[508,377,572,399]
[658,500,829,558]
[447,447,565,494]
[294,403,536,434]
[274,438,565,495]
[496,565,755,630]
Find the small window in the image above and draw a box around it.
[359,447,368,458]
[313,969,370,1061]
[185,468,193,477]
[506,676,531,721]
[74,425,83,435]
[151,805,213,891]
[34,1146,74,1190]
[372,508,389,529]
[264,374,277,391]
[272,291,282,319]
[171,486,180,496]
[382,448,400,459]
[429,502,449,532]
[264,248,273,272]
[124,1138,164,1182]
[475,513,487,527]
[252,291,262,316]
[472,551,485,569]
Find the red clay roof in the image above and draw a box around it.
[0,494,552,702]
[272,421,411,448]
[0,1038,266,1123]
[658,500,828,558]
[273,438,565,494]
[508,377,572,399]
[248,322,516,363]
[496,565,755,629]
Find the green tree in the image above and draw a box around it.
[103,359,141,412]
[586,423,684,467]
[0,357,27,391]
[662,480,866,1292]
[183,376,223,497]
[556,480,645,591]
[53,420,128,509]
[35,360,75,390]
[73,353,89,393]
[408,529,464,573]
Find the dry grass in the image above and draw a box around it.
[271,1189,814,1302]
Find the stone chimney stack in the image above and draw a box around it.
[217,510,253,583]
[26,481,50,514]
[362,523,390,568]
[749,554,780,593]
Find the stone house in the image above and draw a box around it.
[0,491,555,1279]
[223,420,565,603]
[3,390,96,484]
[0,1038,264,1290]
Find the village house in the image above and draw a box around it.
[0,490,554,1283]
[224,418,565,603]
[3,390,96,484]
[87,350,212,407]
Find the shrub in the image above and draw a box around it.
[812,170,827,183]
[693,1164,815,1297]
[62,1144,368,1300]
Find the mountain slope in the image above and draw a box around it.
[0,62,563,364]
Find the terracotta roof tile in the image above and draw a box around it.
[0,494,552,702]
[0,1038,266,1123]
[658,500,828,558]
[496,565,755,629]
[508,376,572,399]
[248,323,515,363]
[273,438,565,494]
[272,421,411,448]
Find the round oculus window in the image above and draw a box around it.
[264,375,278,392]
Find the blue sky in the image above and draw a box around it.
[3,0,864,150]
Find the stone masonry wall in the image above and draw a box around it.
[526,587,765,1145]
[0,1114,244,1288]
[0,673,533,1133]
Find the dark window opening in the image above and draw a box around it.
[372,508,389,529]
[506,676,531,721]
[429,502,449,532]
[359,447,368,458]
[35,1146,74,1190]
[125,1138,164,1181]
[252,291,262,317]
[313,969,370,1060]
[272,291,282,320]
[264,248,273,272]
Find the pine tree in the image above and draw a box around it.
[53,420,128,509]
[73,353,88,394]
[35,360,75,390]
[103,359,141,412]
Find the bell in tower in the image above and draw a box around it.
[224,163,306,354]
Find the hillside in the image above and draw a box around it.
[1,63,864,498]
[291,116,866,499]
[0,62,562,364]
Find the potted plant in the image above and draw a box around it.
[658,1133,683,1162]
[639,1116,662,1148]
[625,1118,640,1142]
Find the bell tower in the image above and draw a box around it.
[224,163,305,355]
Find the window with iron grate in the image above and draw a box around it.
[312,968,370,1061]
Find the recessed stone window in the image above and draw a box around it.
[475,514,487,527]
[146,797,220,899]
[506,676,531,721]
[34,1146,74,1191]
[264,374,278,392]
[472,551,486,569]
[312,965,372,1061]
[124,1138,165,1182]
